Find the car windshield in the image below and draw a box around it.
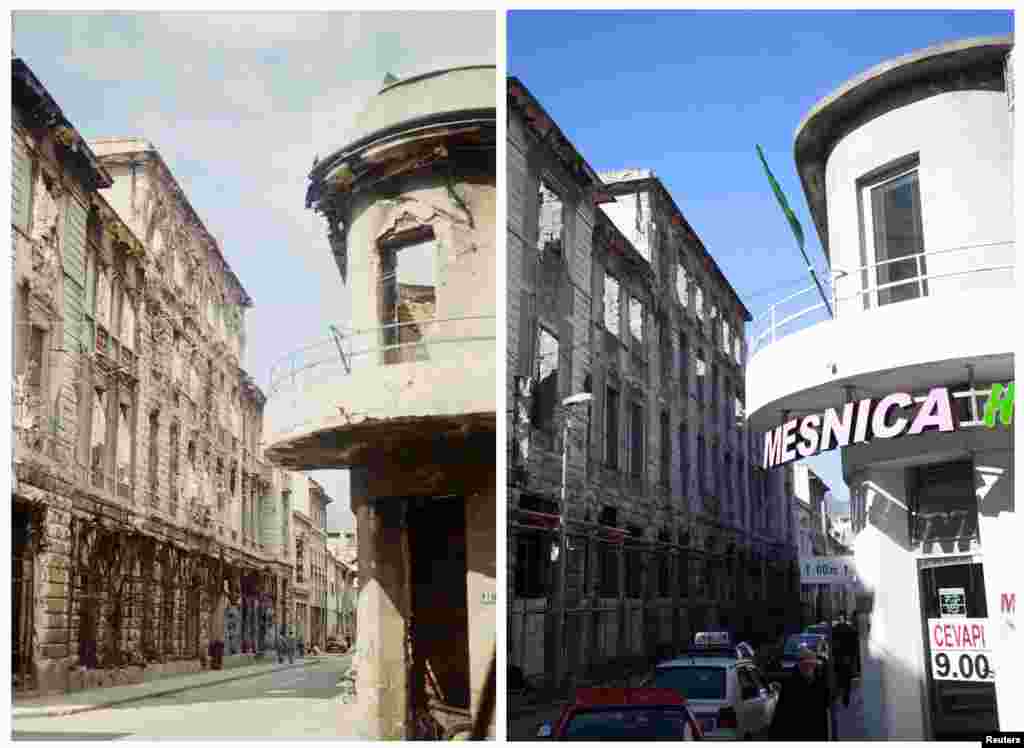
[563,707,693,740]
[784,635,822,656]
[653,666,727,700]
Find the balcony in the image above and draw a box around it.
[745,241,1014,430]
[264,315,496,469]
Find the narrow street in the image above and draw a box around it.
[12,655,360,741]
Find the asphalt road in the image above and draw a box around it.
[12,654,360,741]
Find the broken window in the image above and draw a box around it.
[533,326,559,434]
[148,412,159,494]
[537,180,564,254]
[676,265,688,308]
[605,386,620,469]
[121,293,136,350]
[628,296,643,346]
[514,532,549,598]
[696,348,706,401]
[91,388,107,483]
[380,232,437,363]
[630,401,645,478]
[117,402,132,493]
[604,273,620,336]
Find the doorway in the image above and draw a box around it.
[12,506,35,691]
[407,496,470,732]
[918,559,999,739]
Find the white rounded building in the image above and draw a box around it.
[746,36,1016,739]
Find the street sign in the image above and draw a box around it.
[927,618,996,683]
[800,556,858,585]
[939,587,967,618]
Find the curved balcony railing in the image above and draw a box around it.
[748,240,1015,356]
[265,314,496,437]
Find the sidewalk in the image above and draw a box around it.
[12,656,329,720]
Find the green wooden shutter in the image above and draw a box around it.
[62,196,88,353]
[62,196,88,282]
[12,138,32,231]
[83,256,96,353]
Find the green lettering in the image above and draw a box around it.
[983,382,1014,428]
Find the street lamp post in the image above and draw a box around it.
[553,392,593,690]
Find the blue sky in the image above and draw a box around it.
[508,9,1013,505]
[12,11,495,530]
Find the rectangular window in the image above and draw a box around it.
[660,411,671,486]
[514,533,550,598]
[604,274,620,336]
[696,348,706,402]
[679,422,689,495]
[380,234,437,361]
[599,545,618,596]
[630,402,645,477]
[863,167,926,306]
[538,180,564,254]
[676,265,688,308]
[910,459,978,547]
[605,386,619,469]
[628,296,643,345]
[534,326,559,433]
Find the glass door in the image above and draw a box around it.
[918,559,998,739]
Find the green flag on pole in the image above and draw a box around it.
[756,144,805,252]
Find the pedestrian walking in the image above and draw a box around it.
[770,648,833,741]
[832,615,858,707]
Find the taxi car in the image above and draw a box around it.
[646,634,780,740]
[536,687,703,740]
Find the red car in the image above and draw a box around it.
[537,687,703,740]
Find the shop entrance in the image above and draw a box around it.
[918,559,999,739]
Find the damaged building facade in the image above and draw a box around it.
[264,66,497,738]
[507,77,801,689]
[11,59,292,695]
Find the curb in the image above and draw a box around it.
[13,657,333,720]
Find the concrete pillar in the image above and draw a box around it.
[465,482,496,737]
[352,468,409,740]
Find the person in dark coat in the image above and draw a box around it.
[771,648,833,740]
[832,616,858,707]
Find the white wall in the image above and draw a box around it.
[825,89,1013,315]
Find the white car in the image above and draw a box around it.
[648,652,781,740]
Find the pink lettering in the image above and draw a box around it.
[971,625,983,648]
[933,625,944,648]
[1003,593,1017,614]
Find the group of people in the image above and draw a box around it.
[770,616,861,741]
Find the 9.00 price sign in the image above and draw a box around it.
[927,618,996,683]
[930,650,995,682]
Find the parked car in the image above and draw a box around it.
[536,688,703,740]
[781,633,830,673]
[646,648,780,740]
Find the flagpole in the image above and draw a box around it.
[756,145,833,319]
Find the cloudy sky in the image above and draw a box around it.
[12,11,496,530]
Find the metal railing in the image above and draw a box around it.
[267,314,495,398]
[748,240,1015,356]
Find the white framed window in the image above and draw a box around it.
[860,164,926,307]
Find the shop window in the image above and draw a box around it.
[605,386,620,469]
[380,231,437,362]
[604,273,620,336]
[861,162,927,307]
[533,326,559,434]
[514,532,550,598]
